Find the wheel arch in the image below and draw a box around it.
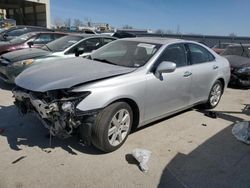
[217,77,225,93]
[109,98,140,131]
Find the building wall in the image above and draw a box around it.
[26,0,50,28]
[0,0,50,28]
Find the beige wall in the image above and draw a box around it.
[25,0,51,28]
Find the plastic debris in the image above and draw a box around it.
[12,156,27,164]
[232,121,250,144]
[132,148,151,172]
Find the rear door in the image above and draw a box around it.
[186,43,218,104]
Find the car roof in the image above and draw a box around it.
[66,33,116,38]
[120,37,184,44]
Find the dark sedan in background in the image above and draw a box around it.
[0,31,67,55]
[0,26,51,41]
[221,44,250,87]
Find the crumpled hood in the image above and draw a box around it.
[2,48,51,63]
[15,57,136,92]
[223,55,250,68]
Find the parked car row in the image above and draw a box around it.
[0,34,116,83]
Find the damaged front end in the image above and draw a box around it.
[13,87,99,145]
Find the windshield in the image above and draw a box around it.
[90,40,162,68]
[222,46,250,57]
[9,32,35,43]
[42,35,83,52]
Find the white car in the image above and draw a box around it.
[0,34,117,83]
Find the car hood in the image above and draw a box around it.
[223,55,250,68]
[15,57,136,92]
[1,48,51,63]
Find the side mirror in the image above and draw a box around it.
[27,41,34,48]
[155,61,176,78]
[75,47,85,57]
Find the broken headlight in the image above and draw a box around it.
[61,101,74,113]
[59,91,91,113]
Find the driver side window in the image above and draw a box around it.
[156,43,187,68]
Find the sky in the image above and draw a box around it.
[51,0,250,36]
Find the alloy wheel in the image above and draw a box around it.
[108,109,131,147]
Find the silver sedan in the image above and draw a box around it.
[13,37,231,152]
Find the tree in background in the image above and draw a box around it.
[73,19,83,28]
[64,18,71,28]
[53,17,63,28]
[229,33,237,37]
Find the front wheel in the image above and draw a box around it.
[92,102,133,152]
[204,80,223,109]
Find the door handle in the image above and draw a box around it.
[213,65,219,70]
[183,71,192,77]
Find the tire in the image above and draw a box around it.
[92,102,133,152]
[204,80,223,109]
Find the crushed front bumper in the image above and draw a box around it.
[13,89,99,145]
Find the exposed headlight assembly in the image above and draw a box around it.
[237,67,250,74]
[59,91,91,113]
[12,59,34,67]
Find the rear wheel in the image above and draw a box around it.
[204,80,223,109]
[92,102,133,152]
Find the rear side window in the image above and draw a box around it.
[67,38,102,54]
[54,33,65,40]
[33,33,53,44]
[156,43,187,68]
[102,38,116,45]
[188,43,215,64]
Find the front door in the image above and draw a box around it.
[144,43,192,122]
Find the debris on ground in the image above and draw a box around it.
[0,128,4,134]
[12,156,27,164]
[232,121,250,144]
[43,149,51,153]
[202,123,207,126]
[132,148,151,173]
[205,111,218,119]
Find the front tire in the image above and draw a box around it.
[204,80,223,109]
[92,102,133,152]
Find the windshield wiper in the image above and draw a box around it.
[43,43,52,52]
[92,58,117,65]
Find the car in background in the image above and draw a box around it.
[212,43,235,54]
[13,38,230,152]
[221,44,250,87]
[0,34,116,83]
[0,31,67,55]
[0,19,16,29]
[0,25,51,41]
